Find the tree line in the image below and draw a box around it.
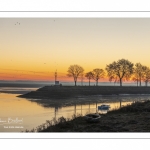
[67,59,150,86]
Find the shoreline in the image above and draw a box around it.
[30,100,150,132]
[17,86,150,108]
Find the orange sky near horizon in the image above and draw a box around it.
[1,18,150,82]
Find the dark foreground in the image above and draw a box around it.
[31,100,150,132]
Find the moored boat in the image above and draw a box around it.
[98,104,110,110]
[84,113,101,123]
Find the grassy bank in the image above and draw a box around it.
[25,100,150,132]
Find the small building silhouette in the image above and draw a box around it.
[55,81,59,85]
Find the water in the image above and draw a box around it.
[0,87,150,132]
[0,80,148,86]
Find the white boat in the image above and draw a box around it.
[98,104,110,110]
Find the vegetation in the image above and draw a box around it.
[132,63,150,86]
[85,71,93,86]
[24,114,83,132]
[67,59,150,86]
[92,68,105,86]
[105,59,134,86]
[67,64,84,86]
[133,63,145,86]
[24,100,150,132]
[142,66,150,86]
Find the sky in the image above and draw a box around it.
[1,18,150,81]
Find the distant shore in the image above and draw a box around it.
[19,86,150,99]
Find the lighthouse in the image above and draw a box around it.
[54,70,59,85]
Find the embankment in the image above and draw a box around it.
[19,86,150,99]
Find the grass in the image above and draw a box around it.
[24,113,83,132]
[23,100,150,132]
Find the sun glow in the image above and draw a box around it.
[1,18,150,82]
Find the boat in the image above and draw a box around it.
[98,104,110,110]
[84,113,101,123]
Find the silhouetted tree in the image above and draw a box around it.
[85,71,93,86]
[133,63,145,86]
[80,73,84,86]
[67,64,84,86]
[92,68,105,86]
[142,66,150,86]
[106,59,134,86]
[132,76,139,86]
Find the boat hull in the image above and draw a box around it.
[84,113,101,123]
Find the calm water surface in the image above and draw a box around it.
[0,87,150,132]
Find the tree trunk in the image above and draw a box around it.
[145,81,148,87]
[119,78,122,86]
[75,81,76,86]
[96,80,98,86]
[140,78,141,86]
[89,79,90,86]
[137,80,138,87]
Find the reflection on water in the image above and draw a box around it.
[0,88,150,132]
[0,87,38,94]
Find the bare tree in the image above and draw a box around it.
[80,73,84,86]
[106,59,134,86]
[85,71,93,86]
[142,66,150,86]
[67,64,84,86]
[133,63,145,86]
[132,76,139,87]
[92,68,105,86]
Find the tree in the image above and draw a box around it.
[67,64,84,86]
[106,59,134,86]
[80,73,84,86]
[133,63,145,86]
[85,71,93,86]
[142,66,150,86]
[92,68,105,86]
[132,76,139,87]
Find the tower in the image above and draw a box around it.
[55,70,57,82]
[54,70,59,85]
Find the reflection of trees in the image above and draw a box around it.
[55,106,58,112]
[120,99,122,108]
[28,96,148,115]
